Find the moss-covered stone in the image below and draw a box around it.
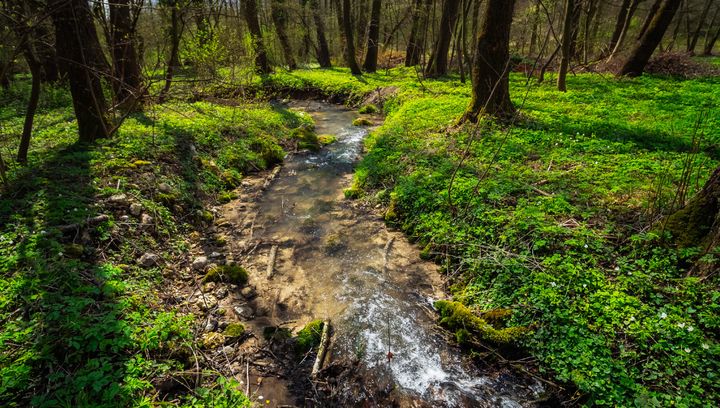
[201,332,225,349]
[133,160,152,166]
[223,323,245,338]
[292,125,320,151]
[221,170,243,188]
[203,264,249,285]
[358,104,378,114]
[295,319,324,353]
[64,243,85,258]
[344,186,364,199]
[352,117,373,126]
[434,300,529,344]
[218,191,237,203]
[317,134,337,145]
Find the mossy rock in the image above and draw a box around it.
[64,243,85,258]
[295,319,324,353]
[203,264,249,285]
[358,104,378,114]
[197,209,214,224]
[434,300,529,344]
[292,125,320,151]
[263,326,292,341]
[157,192,180,206]
[317,134,337,145]
[352,117,373,127]
[221,170,243,188]
[133,160,152,166]
[218,191,237,204]
[201,332,225,349]
[223,323,246,338]
[344,186,364,199]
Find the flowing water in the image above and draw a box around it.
[243,100,543,407]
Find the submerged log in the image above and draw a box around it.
[266,245,278,278]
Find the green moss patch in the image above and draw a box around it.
[223,323,246,338]
[434,300,529,344]
[203,264,249,285]
[295,319,324,353]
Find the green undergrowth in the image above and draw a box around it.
[0,80,307,406]
[272,68,720,405]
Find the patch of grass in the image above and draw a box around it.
[271,68,720,405]
[358,104,378,114]
[295,320,324,354]
[0,80,306,406]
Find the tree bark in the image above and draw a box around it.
[17,41,41,163]
[362,0,381,72]
[426,0,461,77]
[49,0,110,143]
[405,0,431,66]
[461,0,515,122]
[704,9,720,54]
[607,0,634,55]
[271,0,297,69]
[558,0,575,91]
[619,0,682,77]
[158,2,181,102]
[309,0,332,67]
[244,0,272,74]
[638,0,663,39]
[607,0,641,61]
[341,0,362,74]
[688,0,714,53]
[109,0,144,106]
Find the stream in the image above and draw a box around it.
[234,100,543,407]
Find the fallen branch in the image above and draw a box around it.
[266,245,278,278]
[57,214,110,232]
[262,166,282,190]
[382,237,395,274]
[311,320,331,379]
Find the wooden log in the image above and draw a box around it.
[311,319,331,379]
[266,244,278,278]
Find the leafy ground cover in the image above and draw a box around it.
[0,80,310,406]
[266,67,720,406]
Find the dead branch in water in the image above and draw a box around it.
[311,320,331,379]
[382,237,395,274]
[266,244,278,278]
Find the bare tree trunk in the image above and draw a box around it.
[638,0,663,39]
[688,0,714,53]
[607,0,641,61]
[607,0,632,55]
[17,41,41,163]
[244,0,272,74]
[558,0,575,91]
[49,0,110,143]
[704,7,720,54]
[405,0,431,66]
[619,0,682,77]
[109,0,144,106]
[362,0,381,72]
[270,0,297,69]
[341,0,362,74]
[159,1,182,103]
[461,0,515,122]
[426,0,461,77]
[310,0,332,67]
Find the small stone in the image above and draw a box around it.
[240,286,257,299]
[196,294,218,310]
[192,256,208,271]
[215,287,229,299]
[109,193,127,203]
[129,203,143,216]
[140,213,154,225]
[201,332,225,349]
[233,305,255,320]
[209,251,223,259]
[203,281,217,291]
[222,346,234,355]
[119,215,130,221]
[139,252,160,267]
[203,319,218,332]
[158,182,172,193]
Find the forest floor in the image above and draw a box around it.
[1,60,719,406]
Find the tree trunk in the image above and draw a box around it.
[363,0,381,72]
[35,22,60,83]
[159,1,182,103]
[704,13,720,54]
[638,0,663,39]
[17,42,41,164]
[49,0,110,143]
[607,0,641,61]
[271,0,297,69]
[619,0,682,77]
[244,0,272,74]
[109,0,144,106]
[607,0,633,55]
[405,0,430,66]
[688,0,714,53]
[558,0,575,91]
[426,0,461,77]
[461,0,515,122]
[308,0,332,67]
[663,165,720,257]
[341,0,362,74]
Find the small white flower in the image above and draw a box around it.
[687,326,693,332]
[584,244,588,248]
[40,230,46,235]
[684,348,691,353]
[627,272,632,276]
[702,343,710,350]
[614,266,620,271]
[258,396,264,400]
[550,282,557,287]
[629,316,636,322]
[582,284,587,288]
[678,323,686,329]
[58,252,63,256]
[660,312,667,319]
